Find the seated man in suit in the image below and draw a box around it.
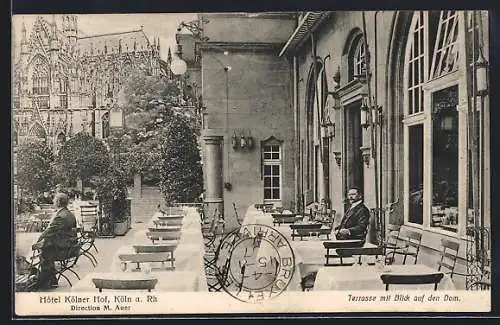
[334,187,371,242]
[32,193,78,289]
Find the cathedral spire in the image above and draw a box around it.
[20,19,28,54]
[167,47,172,63]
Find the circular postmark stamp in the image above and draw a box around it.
[213,224,295,303]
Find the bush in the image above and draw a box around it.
[94,162,129,222]
[16,139,55,195]
[159,114,203,205]
[54,133,110,187]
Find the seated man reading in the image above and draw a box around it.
[32,193,78,289]
[334,187,370,242]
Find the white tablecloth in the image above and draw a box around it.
[109,243,207,291]
[15,232,41,259]
[314,264,456,291]
[71,270,200,292]
[242,206,274,227]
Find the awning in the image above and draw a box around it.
[279,12,332,57]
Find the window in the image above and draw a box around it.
[263,144,281,202]
[353,37,366,79]
[403,11,466,234]
[32,63,49,95]
[349,35,366,81]
[101,112,110,139]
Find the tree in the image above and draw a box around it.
[159,113,203,204]
[114,70,200,185]
[16,139,55,195]
[54,132,110,187]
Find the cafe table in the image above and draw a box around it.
[71,270,200,292]
[314,264,456,291]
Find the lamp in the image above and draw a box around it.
[231,132,238,150]
[476,50,488,97]
[240,135,247,149]
[171,44,187,76]
[360,96,370,128]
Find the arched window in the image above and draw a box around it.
[402,11,463,233]
[349,35,366,81]
[101,112,110,138]
[353,36,366,79]
[305,61,328,203]
[32,60,49,95]
[31,57,50,108]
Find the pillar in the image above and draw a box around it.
[76,178,83,193]
[133,173,142,198]
[203,135,224,224]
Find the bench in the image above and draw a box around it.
[146,231,182,243]
[118,252,175,271]
[92,275,158,292]
[271,213,303,226]
[323,239,365,266]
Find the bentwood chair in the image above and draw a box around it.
[380,272,444,291]
[437,238,460,278]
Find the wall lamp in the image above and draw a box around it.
[232,130,254,151]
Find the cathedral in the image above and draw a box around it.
[12,15,169,153]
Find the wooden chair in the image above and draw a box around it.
[232,202,243,226]
[92,277,158,292]
[380,272,444,291]
[394,230,422,265]
[381,224,403,265]
[323,240,364,266]
[336,246,385,265]
[272,213,299,227]
[290,223,323,241]
[80,204,99,231]
[118,252,175,271]
[437,238,460,278]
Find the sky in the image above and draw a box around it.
[12,13,197,61]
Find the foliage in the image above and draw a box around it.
[159,113,203,205]
[54,133,110,187]
[93,162,129,222]
[16,139,55,195]
[113,70,201,185]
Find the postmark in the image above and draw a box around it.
[213,224,295,303]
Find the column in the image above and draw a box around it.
[203,135,224,224]
[133,173,142,198]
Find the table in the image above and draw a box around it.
[242,206,274,227]
[15,232,41,259]
[314,264,456,291]
[71,270,200,292]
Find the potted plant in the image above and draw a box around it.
[94,163,130,236]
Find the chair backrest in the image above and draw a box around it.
[336,246,384,258]
[437,238,460,277]
[405,229,422,252]
[323,239,364,249]
[92,277,158,292]
[380,272,444,291]
[386,224,402,245]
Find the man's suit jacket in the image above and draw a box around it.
[335,202,371,241]
[37,207,78,256]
